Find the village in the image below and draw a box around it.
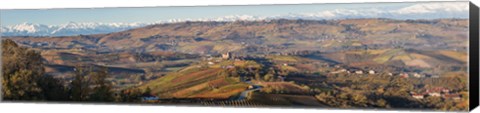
[189,51,463,102]
[327,65,463,101]
[328,65,439,78]
[409,87,462,100]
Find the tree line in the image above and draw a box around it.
[2,39,148,102]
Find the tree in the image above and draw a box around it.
[89,67,113,102]
[263,73,274,82]
[2,39,65,101]
[2,69,43,100]
[376,99,388,108]
[254,73,261,81]
[144,87,152,95]
[70,65,91,101]
[38,75,69,101]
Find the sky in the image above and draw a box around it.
[0,1,469,26]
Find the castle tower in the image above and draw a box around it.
[222,52,231,60]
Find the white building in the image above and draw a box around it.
[355,70,364,74]
[412,94,424,99]
[208,62,215,65]
[413,73,423,78]
[428,92,441,97]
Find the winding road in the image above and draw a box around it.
[234,81,262,100]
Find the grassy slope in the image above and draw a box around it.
[139,61,257,99]
[336,48,466,68]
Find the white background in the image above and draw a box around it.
[0,0,478,113]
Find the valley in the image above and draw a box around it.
[2,18,469,110]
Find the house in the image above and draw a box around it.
[412,94,424,99]
[428,92,441,97]
[388,73,393,76]
[399,73,409,78]
[334,65,342,68]
[248,85,262,90]
[355,70,364,74]
[208,62,215,65]
[413,73,423,78]
[441,89,450,93]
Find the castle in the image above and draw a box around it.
[222,52,232,60]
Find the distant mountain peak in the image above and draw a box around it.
[1,2,468,37]
[2,22,147,36]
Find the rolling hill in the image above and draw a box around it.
[5,19,468,55]
[138,60,263,99]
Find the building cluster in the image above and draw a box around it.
[203,52,241,69]
[409,87,461,100]
[331,68,377,75]
[329,66,439,78]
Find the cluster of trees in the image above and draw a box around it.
[2,39,138,102]
[312,75,419,109]
[2,39,66,101]
[213,54,466,111]
[315,90,389,108]
[307,73,467,110]
[69,66,113,102]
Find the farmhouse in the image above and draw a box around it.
[412,94,424,99]
[208,62,215,65]
[355,70,364,74]
[428,92,441,97]
[441,89,450,93]
[399,73,409,78]
[331,69,347,74]
[413,73,423,78]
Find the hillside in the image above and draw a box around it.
[138,60,263,99]
[5,19,469,55]
[2,18,469,110]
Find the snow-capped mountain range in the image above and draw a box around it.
[1,22,148,36]
[1,2,468,36]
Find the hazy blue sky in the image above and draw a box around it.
[0,1,468,26]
